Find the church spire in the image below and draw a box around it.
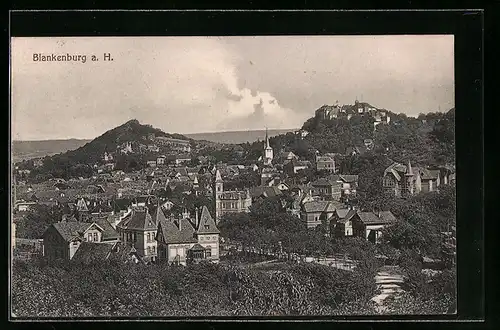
[406,160,413,176]
[265,127,270,149]
[215,169,223,183]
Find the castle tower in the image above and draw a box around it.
[214,169,224,221]
[405,160,414,196]
[264,128,274,166]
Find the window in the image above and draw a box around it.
[206,249,212,258]
[200,236,204,241]
[147,233,151,243]
[147,246,151,255]
[93,233,98,242]
[152,246,156,254]
[87,233,92,241]
[204,225,209,230]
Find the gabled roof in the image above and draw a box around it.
[157,217,198,244]
[356,211,396,225]
[71,242,117,263]
[336,209,357,223]
[117,207,157,231]
[311,177,334,187]
[53,221,105,242]
[250,186,282,199]
[302,200,331,213]
[195,206,220,234]
[190,243,207,251]
[90,215,120,240]
[51,222,97,242]
[338,175,359,183]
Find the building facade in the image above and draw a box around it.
[351,211,396,244]
[43,218,119,263]
[383,161,422,197]
[214,169,252,222]
[316,155,336,173]
[115,205,160,262]
[156,206,220,265]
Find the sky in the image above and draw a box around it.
[11,35,454,141]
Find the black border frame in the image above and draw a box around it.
[6,8,484,326]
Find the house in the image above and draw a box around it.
[120,142,134,154]
[284,160,311,175]
[279,151,299,162]
[115,205,161,263]
[72,241,144,264]
[311,174,358,202]
[156,206,220,266]
[300,200,343,229]
[157,155,166,166]
[414,167,441,193]
[174,154,192,165]
[250,186,283,202]
[43,217,119,263]
[213,170,252,222]
[316,155,336,173]
[286,189,314,218]
[294,129,309,139]
[147,160,157,168]
[147,144,160,153]
[351,211,396,243]
[103,151,113,162]
[260,166,279,186]
[15,201,36,212]
[383,161,421,197]
[154,136,191,153]
[329,208,357,238]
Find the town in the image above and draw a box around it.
[11,99,456,317]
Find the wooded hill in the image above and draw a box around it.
[18,119,191,180]
[262,107,455,168]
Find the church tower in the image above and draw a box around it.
[263,128,274,166]
[405,160,415,196]
[214,169,224,221]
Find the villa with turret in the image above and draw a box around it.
[213,169,252,223]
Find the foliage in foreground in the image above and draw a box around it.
[12,259,378,317]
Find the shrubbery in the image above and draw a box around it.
[12,258,380,317]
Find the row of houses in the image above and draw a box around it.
[42,204,220,266]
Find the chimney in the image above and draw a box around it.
[195,207,199,228]
[178,219,182,231]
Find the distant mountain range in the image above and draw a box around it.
[185,129,297,144]
[12,139,92,162]
[12,127,297,162]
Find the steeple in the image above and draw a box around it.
[215,169,223,183]
[265,127,271,149]
[406,160,413,176]
[263,127,274,165]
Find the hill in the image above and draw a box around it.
[186,129,297,144]
[17,119,191,181]
[240,105,455,168]
[12,139,91,162]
